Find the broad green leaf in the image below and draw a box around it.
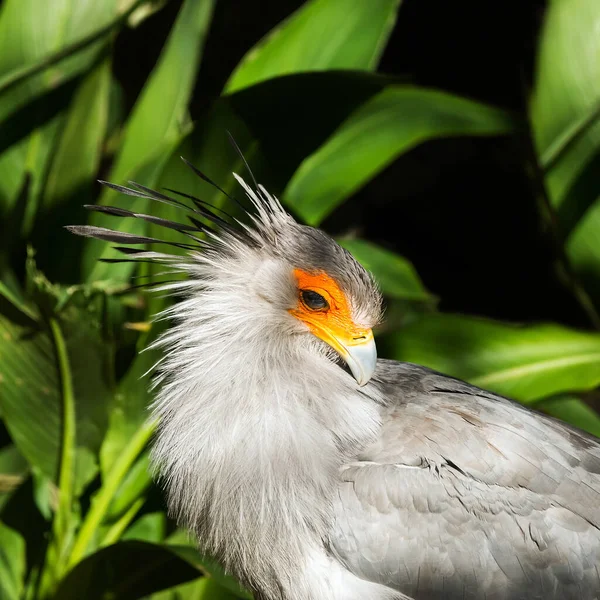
[567,197,600,305]
[0,277,112,495]
[338,238,432,302]
[531,0,600,232]
[383,314,600,402]
[530,0,600,309]
[0,521,26,600]
[0,0,117,220]
[42,58,110,210]
[225,0,401,94]
[55,541,201,600]
[536,395,600,437]
[0,0,117,114]
[85,0,216,281]
[228,71,394,193]
[37,58,111,282]
[284,86,515,225]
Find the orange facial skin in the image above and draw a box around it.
[289,269,373,354]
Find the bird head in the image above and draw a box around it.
[67,166,383,387]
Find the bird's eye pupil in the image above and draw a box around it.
[301,290,329,310]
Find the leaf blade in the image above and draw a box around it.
[536,395,600,438]
[225,0,401,94]
[0,522,26,600]
[383,314,600,402]
[283,86,515,225]
[84,0,216,281]
[338,238,432,302]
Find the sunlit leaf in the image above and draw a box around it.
[531,0,600,309]
[383,314,600,402]
[84,0,216,281]
[225,0,401,94]
[0,521,26,600]
[0,0,117,221]
[104,450,152,521]
[338,238,432,302]
[284,86,515,225]
[99,333,155,478]
[531,0,600,232]
[536,395,600,437]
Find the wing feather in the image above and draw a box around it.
[332,361,600,599]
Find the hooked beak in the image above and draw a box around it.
[319,329,378,386]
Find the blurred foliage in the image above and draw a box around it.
[0,0,599,597]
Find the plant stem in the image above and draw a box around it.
[66,420,156,568]
[48,318,76,577]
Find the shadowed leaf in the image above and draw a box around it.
[383,314,600,402]
[284,86,515,225]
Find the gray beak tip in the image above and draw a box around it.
[345,337,377,386]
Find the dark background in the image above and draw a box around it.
[114,0,581,327]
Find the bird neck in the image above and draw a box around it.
[150,288,383,594]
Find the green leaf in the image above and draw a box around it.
[531,0,600,231]
[382,314,600,402]
[0,280,38,323]
[536,395,600,437]
[99,339,155,476]
[567,196,600,305]
[54,541,201,600]
[225,0,401,94]
[0,0,117,222]
[0,521,26,600]
[530,0,600,309]
[122,512,166,544]
[338,238,432,302]
[105,450,152,521]
[151,577,241,600]
[284,86,515,225]
[42,58,110,211]
[167,544,252,600]
[0,277,112,496]
[84,0,216,281]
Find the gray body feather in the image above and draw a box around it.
[68,173,600,600]
[334,361,600,599]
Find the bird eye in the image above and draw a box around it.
[300,290,329,311]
